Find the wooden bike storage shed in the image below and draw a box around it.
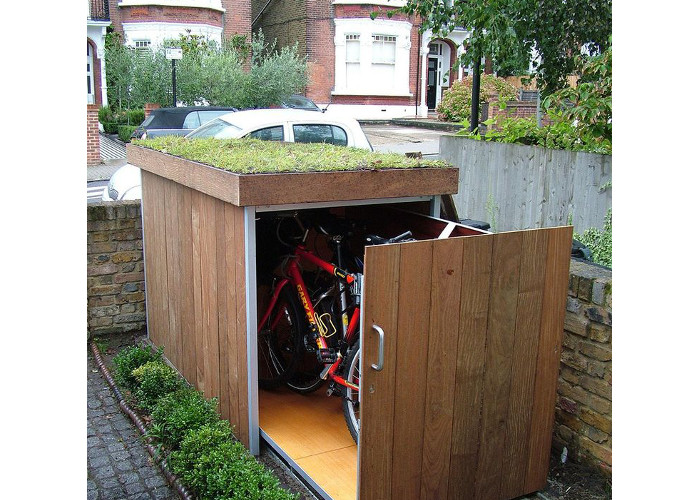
[130,142,572,500]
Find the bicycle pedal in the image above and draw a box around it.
[317,348,337,364]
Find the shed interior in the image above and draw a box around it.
[253,202,486,499]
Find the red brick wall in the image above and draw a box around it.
[87,104,101,166]
[222,0,251,40]
[118,5,223,25]
[144,102,161,118]
[305,0,334,103]
[490,101,553,126]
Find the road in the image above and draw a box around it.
[87,124,453,202]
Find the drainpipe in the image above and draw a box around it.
[415,26,420,116]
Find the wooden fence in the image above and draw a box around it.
[440,136,611,234]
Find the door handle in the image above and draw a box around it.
[371,324,384,371]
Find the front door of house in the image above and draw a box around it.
[357,226,572,499]
[427,58,438,110]
[87,42,95,104]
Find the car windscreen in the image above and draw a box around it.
[186,119,243,139]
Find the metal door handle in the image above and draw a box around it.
[371,324,384,371]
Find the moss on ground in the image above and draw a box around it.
[134,136,450,174]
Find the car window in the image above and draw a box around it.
[187,119,242,139]
[247,126,284,141]
[292,124,348,146]
[182,112,201,129]
[198,110,232,124]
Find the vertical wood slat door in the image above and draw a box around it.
[141,171,250,449]
[359,226,572,500]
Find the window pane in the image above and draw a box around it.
[182,112,201,129]
[293,124,347,146]
[248,126,284,141]
[188,119,242,139]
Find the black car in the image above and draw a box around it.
[130,106,238,139]
[280,94,323,112]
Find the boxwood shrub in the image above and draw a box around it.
[113,344,164,392]
[131,360,185,413]
[118,125,137,143]
[149,387,220,450]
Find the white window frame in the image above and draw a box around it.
[133,39,152,50]
[333,18,412,97]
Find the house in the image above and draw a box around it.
[252,0,473,119]
[87,1,252,107]
[87,0,475,118]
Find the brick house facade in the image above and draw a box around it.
[87,1,252,109]
[252,0,472,119]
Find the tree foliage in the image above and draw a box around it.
[104,30,308,110]
[393,0,611,95]
[436,74,517,122]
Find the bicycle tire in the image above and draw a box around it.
[341,340,361,444]
[257,283,304,390]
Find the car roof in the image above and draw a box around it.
[216,108,358,129]
[146,106,237,128]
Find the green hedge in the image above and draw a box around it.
[111,344,298,499]
[99,106,145,136]
[118,125,138,143]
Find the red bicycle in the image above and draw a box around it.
[256,210,412,442]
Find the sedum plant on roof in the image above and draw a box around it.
[134,136,450,174]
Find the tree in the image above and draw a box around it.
[393,0,612,117]
[390,0,526,132]
[103,30,308,110]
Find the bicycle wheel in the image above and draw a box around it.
[341,340,361,444]
[257,283,304,390]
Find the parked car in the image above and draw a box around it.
[186,108,372,149]
[130,106,238,139]
[104,109,373,201]
[280,94,323,111]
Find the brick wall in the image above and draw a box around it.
[85,202,613,476]
[87,104,101,166]
[222,0,251,40]
[555,259,612,476]
[489,101,554,126]
[144,102,161,118]
[87,202,146,337]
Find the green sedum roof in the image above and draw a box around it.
[134,136,450,174]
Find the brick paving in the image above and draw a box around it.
[87,346,178,500]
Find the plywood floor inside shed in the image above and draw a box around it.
[259,385,358,500]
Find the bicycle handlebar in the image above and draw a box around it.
[364,231,414,246]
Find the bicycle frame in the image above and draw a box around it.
[257,244,361,390]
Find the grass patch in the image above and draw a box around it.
[133,136,450,174]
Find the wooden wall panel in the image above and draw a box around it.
[390,241,433,499]
[474,232,523,499]
[448,234,493,500]
[178,186,196,384]
[141,174,250,449]
[500,230,548,499]
[525,226,572,491]
[420,238,464,499]
[358,243,401,500]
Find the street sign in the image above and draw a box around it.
[165,47,183,60]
